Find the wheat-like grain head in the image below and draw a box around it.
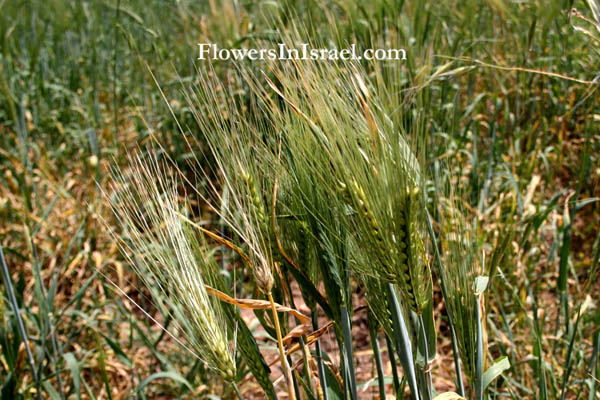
[107,155,236,380]
[438,192,482,380]
[260,53,433,314]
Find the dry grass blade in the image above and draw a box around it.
[205,285,310,325]
[438,55,600,85]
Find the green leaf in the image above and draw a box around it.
[102,1,144,25]
[421,299,437,363]
[387,283,420,400]
[137,371,194,392]
[61,271,99,313]
[102,334,132,368]
[63,310,132,369]
[42,381,61,400]
[482,357,510,390]
[340,306,358,400]
[94,331,113,400]
[322,349,343,400]
[226,307,276,399]
[316,229,343,327]
[64,352,81,400]
[298,374,318,400]
[285,260,333,320]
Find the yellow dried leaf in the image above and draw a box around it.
[205,286,310,324]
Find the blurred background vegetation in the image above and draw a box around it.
[0,0,598,398]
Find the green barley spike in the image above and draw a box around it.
[341,179,398,282]
[363,275,393,336]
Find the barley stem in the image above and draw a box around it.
[341,306,359,400]
[474,292,484,400]
[233,382,243,400]
[281,262,316,397]
[368,311,387,399]
[313,310,330,400]
[385,333,402,397]
[268,291,296,400]
[587,327,599,400]
[450,325,466,396]
[301,338,316,397]
[418,314,433,400]
[386,282,420,400]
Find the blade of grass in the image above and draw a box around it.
[558,121,593,337]
[560,305,584,400]
[313,311,330,400]
[64,352,81,400]
[368,311,387,399]
[418,314,433,400]
[340,306,358,400]
[387,282,420,400]
[385,333,402,397]
[586,319,599,400]
[474,276,488,400]
[24,224,65,399]
[0,243,42,400]
[94,330,113,400]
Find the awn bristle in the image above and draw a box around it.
[341,177,431,314]
[239,168,275,294]
[108,155,236,380]
[439,195,482,379]
[259,55,433,315]
[394,186,431,314]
